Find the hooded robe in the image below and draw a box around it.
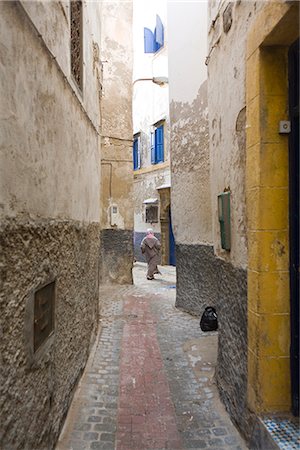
[141,234,161,278]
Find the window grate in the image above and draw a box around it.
[71,0,83,90]
[34,281,55,352]
[146,205,158,223]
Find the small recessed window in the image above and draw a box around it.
[144,15,164,54]
[146,205,158,223]
[34,281,55,352]
[70,0,83,91]
[151,123,164,165]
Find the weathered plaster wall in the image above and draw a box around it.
[133,167,169,261]
[99,0,134,284]
[20,0,102,135]
[168,1,213,312]
[100,2,133,142]
[206,0,265,442]
[168,1,211,244]
[0,3,101,449]
[170,81,211,245]
[245,1,299,420]
[0,2,101,222]
[208,0,265,269]
[133,168,170,233]
[0,219,99,450]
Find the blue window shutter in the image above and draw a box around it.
[133,139,138,170]
[155,15,164,51]
[155,125,164,163]
[144,28,155,53]
[137,137,141,169]
[151,132,156,164]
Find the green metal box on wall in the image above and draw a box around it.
[218,192,231,251]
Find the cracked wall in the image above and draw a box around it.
[168,2,214,314]
[0,2,102,448]
[99,1,134,284]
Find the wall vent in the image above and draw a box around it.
[34,281,55,352]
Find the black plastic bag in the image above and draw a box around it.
[200,307,218,331]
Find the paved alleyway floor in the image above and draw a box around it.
[56,263,247,450]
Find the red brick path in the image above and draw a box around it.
[116,296,183,450]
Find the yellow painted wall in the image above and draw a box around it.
[246,2,299,413]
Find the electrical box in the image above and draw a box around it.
[218,192,231,251]
[279,120,291,134]
[110,204,118,226]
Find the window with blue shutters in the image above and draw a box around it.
[155,15,164,52]
[151,123,164,165]
[155,125,164,163]
[143,15,164,54]
[133,135,141,170]
[144,28,155,53]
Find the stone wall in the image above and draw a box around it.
[175,242,254,440]
[0,218,99,450]
[215,259,255,441]
[99,1,134,283]
[170,81,211,246]
[0,3,101,449]
[175,244,218,315]
[100,229,133,285]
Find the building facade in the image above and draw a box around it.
[132,0,175,266]
[167,0,212,314]
[208,0,299,441]
[99,1,134,284]
[169,0,299,445]
[0,1,133,449]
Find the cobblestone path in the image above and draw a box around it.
[56,263,247,450]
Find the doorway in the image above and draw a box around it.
[288,38,299,416]
[168,207,176,266]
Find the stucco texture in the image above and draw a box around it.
[208,1,265,268]
[0,2,101,223]
[170,81,212,245]
[175,242,254,441]
[0,218,99,450]
[99,229,133,285]
[0,3,102,449]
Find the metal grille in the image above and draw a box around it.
[146,206,158,223]
[71,0,83,90]
[34,281,55,352]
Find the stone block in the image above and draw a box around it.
[246,49,260,104]
[99,229,133,284]
[246,96,261,149]
[248,270,290,314]
[248,230,289,272]
[247,187,288,231]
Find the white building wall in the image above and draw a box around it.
[168,0,211,245]
[132,0,170,259]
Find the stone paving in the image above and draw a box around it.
[56,263,247,450]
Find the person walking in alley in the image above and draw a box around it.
[141,228,161,280]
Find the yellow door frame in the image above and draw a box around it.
[246,2,299,413]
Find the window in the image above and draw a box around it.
[146,205,158,223]
[70,0,83,90]
[151,123,164,164]
[34,281,55,352]
[144,15,164,54]
[133,134,141,170]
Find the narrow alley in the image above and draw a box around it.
[56,264,246,450]
[1,1,299,449]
